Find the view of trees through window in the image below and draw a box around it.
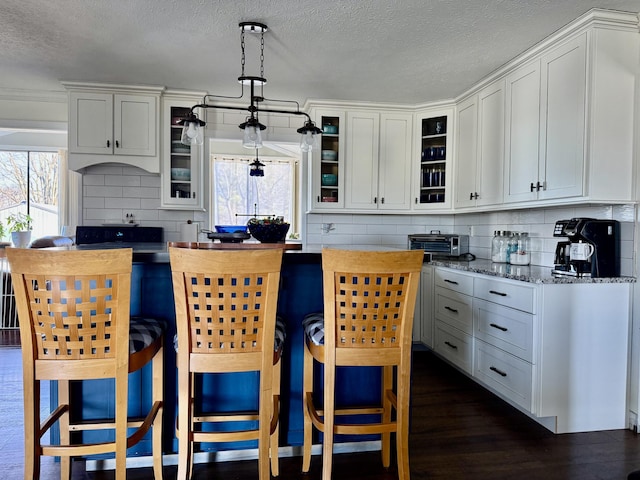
[212,156,295,231]
[0,151,60,241]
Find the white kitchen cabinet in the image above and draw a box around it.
[160,94,205,210]
[418,264,434,347]
[433,268,475,374]
[413,107,454,211]
[310,109,346,210]
[64,82,163,173]
[433,266,630,434]
[503,59,541,203]
[503,29,635,206]
[345,111,412,210]
[455,80,504,209]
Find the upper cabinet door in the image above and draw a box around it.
[476,79,505,207]
[538,34,586,201]
[345,111,380,209]
[69,92,113,155]
[115,94,157,157]
[454,95,478,208]
[503,60,541,203]
[378,112,413,210]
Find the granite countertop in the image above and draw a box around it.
[429,258,636,284]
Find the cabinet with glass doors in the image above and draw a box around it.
[414,108,453,210]
[310,109,345,210]
[161,94,205,210]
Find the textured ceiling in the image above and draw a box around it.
[1,0,640,106]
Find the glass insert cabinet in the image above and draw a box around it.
[161,96,204,210]
[311,109,345,209]
[418,115,448,206]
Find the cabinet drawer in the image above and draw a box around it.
[473,276,536,313]
[473,298,534,362]
[435,268,474,296]
[474,340,533,411]
[435,322,474,375]
[435,287,473,334]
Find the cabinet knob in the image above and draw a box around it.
[381,197,384,204]
[530,182,535,192]
[107,140,110,148]
[115,140,120,148]
[374,197,377,204]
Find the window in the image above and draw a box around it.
[210,149,299,234]
[0,150,61,241]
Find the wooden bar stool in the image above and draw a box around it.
[7,248,165,479]
[169,247,284,480]
[302,248,423,480]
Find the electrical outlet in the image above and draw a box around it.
[468,226,474,236]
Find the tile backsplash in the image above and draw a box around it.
[81,164,207,242]
[79,165,635,277]
[305,204,636,277]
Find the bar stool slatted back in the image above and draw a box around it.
[302,248,423,480]
[169,247,284,480]
[7,248,164,479]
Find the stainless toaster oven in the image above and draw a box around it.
[408,233,469,257]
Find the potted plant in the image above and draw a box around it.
[0,221,9,248]
[6,213,33,248]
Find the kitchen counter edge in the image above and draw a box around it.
[429,258,635,284]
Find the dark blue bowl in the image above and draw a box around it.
[248,223,290,243]
[215,225,248,234]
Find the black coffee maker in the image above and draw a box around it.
[553,218,620,277]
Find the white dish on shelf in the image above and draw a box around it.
[321,150,338,161]
[171,168,191,181]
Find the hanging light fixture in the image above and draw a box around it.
[180,21,322,151]
[249,150,265,177]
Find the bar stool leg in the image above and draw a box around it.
[381,365,393,469]
[115,369,128,479]
[270,358,281,477]
[177,368,192,480]
[302,344,313,473]
[321,359,335,480]
[397,360,412,480]
[59,380,71,480]
[152,343,164,479]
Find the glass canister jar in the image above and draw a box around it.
[510,232,531,265]
[491,231,509,263]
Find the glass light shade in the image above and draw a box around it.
[300,131,319,152]
[181,121,204,146]
[243,124,263,149]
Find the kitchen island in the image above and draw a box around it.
[57,243,387,466]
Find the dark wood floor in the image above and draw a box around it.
[3,331,640,479]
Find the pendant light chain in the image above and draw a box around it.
[260,30,265,79]
[240,27,246,77]
[180,21,322,152]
